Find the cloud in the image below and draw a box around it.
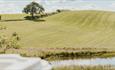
[0,0,30,13]
[1,0,115,13]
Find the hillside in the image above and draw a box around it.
[46,10,115,29]
[1,10,115,51]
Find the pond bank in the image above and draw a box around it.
[41,51,115,61]
[5,48,115,61]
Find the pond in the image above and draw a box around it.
[50,57,115,67]
[0,54,52,70]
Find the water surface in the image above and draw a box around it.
[51,57,115,67]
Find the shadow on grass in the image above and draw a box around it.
[31,19,46,22]
[0,19,46,22]
[0,19,24,22]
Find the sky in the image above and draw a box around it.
[0,0,115,13]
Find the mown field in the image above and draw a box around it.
[1,10,115,59]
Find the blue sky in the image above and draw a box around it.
[0,0,115,13]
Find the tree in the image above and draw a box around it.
[56,9,61,13]
[23,2,45,20]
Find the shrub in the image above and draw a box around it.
[56,9,61,13]
[0,32,20,53]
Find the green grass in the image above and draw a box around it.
[53,65,115,70]
[1,10,115,59]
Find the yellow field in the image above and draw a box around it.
[1,10,115,51]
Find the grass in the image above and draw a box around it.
[5,48,115,61]
[1,10,115,60]
[52,65,115,70]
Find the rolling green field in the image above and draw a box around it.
[1,10,115,59]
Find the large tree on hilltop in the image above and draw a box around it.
[23,2,45,19]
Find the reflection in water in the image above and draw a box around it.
[51,57,115,67]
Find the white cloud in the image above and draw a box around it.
[1,0,115,13]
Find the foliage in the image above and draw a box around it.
[23,2,45,20]
[0,32,20,53]
[56,9,61,13]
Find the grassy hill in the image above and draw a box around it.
[47,10,115,28]
[1,10,115,51]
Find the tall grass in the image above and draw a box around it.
[5,47,115,61]
[0,33,20,53]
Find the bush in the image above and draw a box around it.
[56,9,61,13]
[0,32,20,53]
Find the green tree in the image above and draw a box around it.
[23,2,45,19]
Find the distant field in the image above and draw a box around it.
[1,10,115,58]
